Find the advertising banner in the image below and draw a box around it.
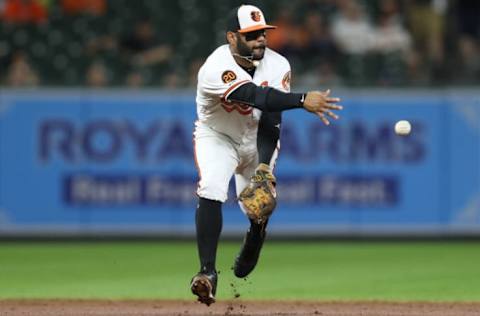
[0,90,478,236]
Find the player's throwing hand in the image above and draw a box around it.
[303,89,343,125]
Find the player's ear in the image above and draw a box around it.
[226,31,236,45]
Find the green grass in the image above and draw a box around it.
[0,241,479,301]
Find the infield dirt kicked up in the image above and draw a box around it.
[1,300,480,316]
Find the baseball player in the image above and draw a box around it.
[191,4,342,306]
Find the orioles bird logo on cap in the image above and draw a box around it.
[250,11,261,22]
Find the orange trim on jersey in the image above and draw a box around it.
[220,100,253,115]
[238,24,277,33]
[220,79,253,115]
[221,79,251,100]
[235,106,253,115]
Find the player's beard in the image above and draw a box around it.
[251,45,265,60]
[236,35,265,61]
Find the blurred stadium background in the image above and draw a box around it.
[1,0,479,87]
[0,0,479,239]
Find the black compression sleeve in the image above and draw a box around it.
[228,82,303,112]
[196,197,222,273]
[228,83,256,106]
[257,111,281,164]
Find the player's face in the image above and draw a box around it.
[236,29,267,60]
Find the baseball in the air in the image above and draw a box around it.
[394,120,411,136]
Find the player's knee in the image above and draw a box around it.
[197,181,228,203]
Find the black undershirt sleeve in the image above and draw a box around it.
[228,82,303,112]
[257,111,281,164]
[228,82,294,165]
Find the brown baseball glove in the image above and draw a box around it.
[239,163,277,224]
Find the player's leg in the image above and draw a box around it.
[233,125,280,278]
[191,129,238,305]
[190,197,221,306]
[234,166,269,278]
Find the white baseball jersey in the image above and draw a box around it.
[194,44,291,203]
[195,44,291,144]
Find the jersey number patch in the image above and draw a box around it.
[222,70,237,83]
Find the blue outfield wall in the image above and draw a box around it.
[0,89,479,236]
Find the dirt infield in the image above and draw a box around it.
[1,300,480,316]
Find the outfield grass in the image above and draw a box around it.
[0,241,479,301]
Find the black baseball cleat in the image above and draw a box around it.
[233,221,267,278]
[190,270,217,306]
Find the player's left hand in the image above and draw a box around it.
[239,163,277,224]
[303,89,343,125]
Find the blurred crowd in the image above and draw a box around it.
[0,0,479,88]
